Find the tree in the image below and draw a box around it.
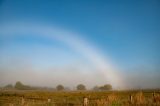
[77,84,86,90]
[99,84,112,91]
[15,81,31,90]
[4,84,13,89]
[15,81,24,89]
[103,84,112,90]
[56,85,64,91]
[93,86,99,91]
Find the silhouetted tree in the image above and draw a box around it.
[77,84,86,90]
[104,84,112,90]
[99,84,112,91]
[15,81,31,90]
[15,81,23,89]
[93,86,99,91]
[4,84,13,89]
[56,85,64,91]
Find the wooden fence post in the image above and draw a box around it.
[83,97,88,106]
[21,97,25,105]
[130,94,133,104]
[48,98,51,103]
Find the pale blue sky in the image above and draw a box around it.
[0,0,160,88]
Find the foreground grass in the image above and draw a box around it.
[0,89,160,106]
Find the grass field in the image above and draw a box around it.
[0,89,160,106]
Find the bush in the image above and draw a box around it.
[56,85,64,91]
[77,84,86,90]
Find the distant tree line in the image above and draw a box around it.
[4,81,33,90]
[3,81,112,91]
[93,84,112,91]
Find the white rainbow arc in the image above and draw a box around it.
[0,23,124,89]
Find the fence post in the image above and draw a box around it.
[130,94,133,104]
[152,92,156,103]
[21,97,25,105]
[83,97,88,106]
[48,98,51,103]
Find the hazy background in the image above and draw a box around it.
[0,0,160,89]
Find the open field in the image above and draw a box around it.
[0,90,160,106]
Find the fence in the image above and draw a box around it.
[1,91,160,106]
